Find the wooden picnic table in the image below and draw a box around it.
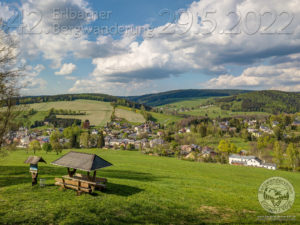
[51,152,112,195]
[55,174,107,195]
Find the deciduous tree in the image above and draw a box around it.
[29,140,41,154]
[42,142,52,154]
[273,141,283,167]
[0,31,24,150]
[50,131,62,155]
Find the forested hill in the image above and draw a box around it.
[215,90,300,114]
[18,94,151,110]
[124,89,251,106]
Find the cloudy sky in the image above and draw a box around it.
[1,0,300,96]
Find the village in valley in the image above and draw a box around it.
[5,104,300,172]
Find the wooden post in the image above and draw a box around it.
[31,172,38,186]
[87,171,90,180]
[67,168,77,177]
[92,171,96,182]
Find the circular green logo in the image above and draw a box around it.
[258,177,295,214]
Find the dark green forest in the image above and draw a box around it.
[124,89,251,106]
[17,90,300,114]
[216,90,300,114]
[17,93,151,110]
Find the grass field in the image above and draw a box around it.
[115,107,145,123]
[162,98,270,118]
[29,100,113,126]
[164,98,210,108]
[28,100,145,126]
[150,111,182,125]
[0,149,299,224]
[116,105,181,125]
[182,135,252,151]
[183,107,270,118]
[28,111,49,124]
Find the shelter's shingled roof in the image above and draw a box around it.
[51,151,112,172]
[24,156,46,164]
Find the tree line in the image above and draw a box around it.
[17,94,151,111]
[216,90,300,114]
[29,125,105,155]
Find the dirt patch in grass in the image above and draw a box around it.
[198,205,219,214]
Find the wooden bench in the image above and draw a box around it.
[74,173,107,187]
[54,174,107,195]
[55,177,93,195]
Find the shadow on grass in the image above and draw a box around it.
[99,169,157,181]
[103,182,143,196]
[0,166,66,188]
[0,166,144,197]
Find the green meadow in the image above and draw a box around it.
[115,106,145,123]
[0,149,299,224]
[161,98,270,118]
[149,111,182,125]
[26,100,146,126]
[116,105,182,125]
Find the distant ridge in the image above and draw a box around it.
[18,93,152,110]
[18,89,300,114]
[215,90,300,114]
[123,89,251,106]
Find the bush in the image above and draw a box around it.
[278,166,292,171]
[42,143,52,154]
[295,167,300,172]
[126,144,136,151]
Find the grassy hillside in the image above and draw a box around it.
[28,100,145,126]
[29,100,113,126]
[115,106,145,123]
[160,98,270,119]
[149,111,182,125]
[161,90,300,117]
[216,90,300,114]
[179,106,269,118]
[0,149,299,224]
[19,93,150,111]
[124,89,251,106]
[164,98,210,108]
[116,105,181,125]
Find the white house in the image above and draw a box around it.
[109,139,123,147]
[261,163,277,170]
[229,154,276,170]
[91,129,99,135]
[19,136,30,148]
[260,125,274,134]
[149,138,164,148]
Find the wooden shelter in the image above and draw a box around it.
[51,151,112,194]
[24,156,47,185]
[24,156,47,164]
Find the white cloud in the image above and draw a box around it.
[69,79,155,96]
[55,63,76,75]
[18,0,95,68]
[21,64,47,95]
[4,0,300,93]
[204,54,300,91]
[65,76,76,80]
[0,2,15,21]
[17,0,135,68]
[70,0,300,93]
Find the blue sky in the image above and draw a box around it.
[1,0,300,96]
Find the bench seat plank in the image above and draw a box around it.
[55,174,107,194]
[54,181,91,193]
